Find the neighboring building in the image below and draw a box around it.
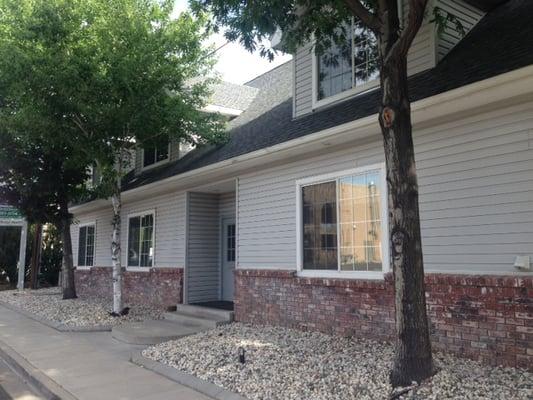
[70,0,533,370]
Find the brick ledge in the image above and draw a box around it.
[236,268,533,288]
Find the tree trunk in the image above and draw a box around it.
[29,223,43,289]
[378,14,434,386]
[111,177,123,314]
[59,199,77,299]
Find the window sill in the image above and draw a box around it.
[75,266,92,271]
[141,158,169,172]
[125,266,152,272]
[297,270,385,280]
[312,80,379,111]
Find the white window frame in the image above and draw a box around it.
[77,221,96,270]
[295,163,389,280]
[309,0,404,111]
[141,142,171,171]
[126,209,156,270]
[311,20,380,110]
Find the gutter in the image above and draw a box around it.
[71,63,533,213]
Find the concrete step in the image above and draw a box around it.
[111,320,209,345]
[174,304,234,322]
[163,311,230,328]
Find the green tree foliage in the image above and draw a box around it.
[1,0,225,310]
[0,0,97,298]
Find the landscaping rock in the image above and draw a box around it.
[142,323,532,400]
[0,288,162,327]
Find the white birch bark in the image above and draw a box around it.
[111,152,124,314]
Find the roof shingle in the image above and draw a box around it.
[123,0,533,192]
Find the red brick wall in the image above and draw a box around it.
[234,269,533,370]
[75,267,183,308]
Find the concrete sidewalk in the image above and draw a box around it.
[0,305,212,400]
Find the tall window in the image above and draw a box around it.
[301,168,385,273]
[143,140,169,168]
[78,225,95,267]
[226,223,236,262]
[317,20,379,101]
[127,212,154,267]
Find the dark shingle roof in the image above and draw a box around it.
[123,0,533,192]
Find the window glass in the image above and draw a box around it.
[128,213,154,267]
[128,217,141,266]
[302,169,383,273]
[226,223,236,262]
[77,225,95,266]
[143,139,169,167]
[302,181,338,270]
[77,227,86,266]
[317,20,378,101]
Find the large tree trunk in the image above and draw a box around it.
[59,199,77,299]
[111,177,123,314]
[29,223,43,289]
[378,0,433,387]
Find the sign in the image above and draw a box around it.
[0,205,22,219]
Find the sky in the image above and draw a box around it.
[172,0,292,85]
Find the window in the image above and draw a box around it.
[316,19,379,103]
[127,212,154,267]
[143,140,169,168]
[226,223,236,262]
[298,165,387,276]
[78,224,95,267]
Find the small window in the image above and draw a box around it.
[300,168,385,274]
[78,225,95,267]
[143,140,169,168]
[127,212,154,267]
[316,19,378,101]
[226,223,236,262]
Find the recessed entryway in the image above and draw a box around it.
[184,180,236,307]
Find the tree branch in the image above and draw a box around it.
[344,0,382,33]
[72,114,91,138]
[385,0,428,63]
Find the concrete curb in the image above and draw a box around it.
[0,338,78,400]
[131,351,248,400]
[0,301,111,332]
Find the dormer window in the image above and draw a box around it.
[142,139,169,169]
[314,19,379,107]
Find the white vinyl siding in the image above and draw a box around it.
[72,192,186,269]
[187,192,220,303]
[121,192,186,268]
[436,0,484,61]
[219,192,236,221]
[72,209,114,267]
[238,102,533,275]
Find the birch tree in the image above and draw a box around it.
[59,0,225,314]
[191,0,460,386]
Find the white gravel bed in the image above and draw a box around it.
[0,288,163,327]
[142,323,532,400]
